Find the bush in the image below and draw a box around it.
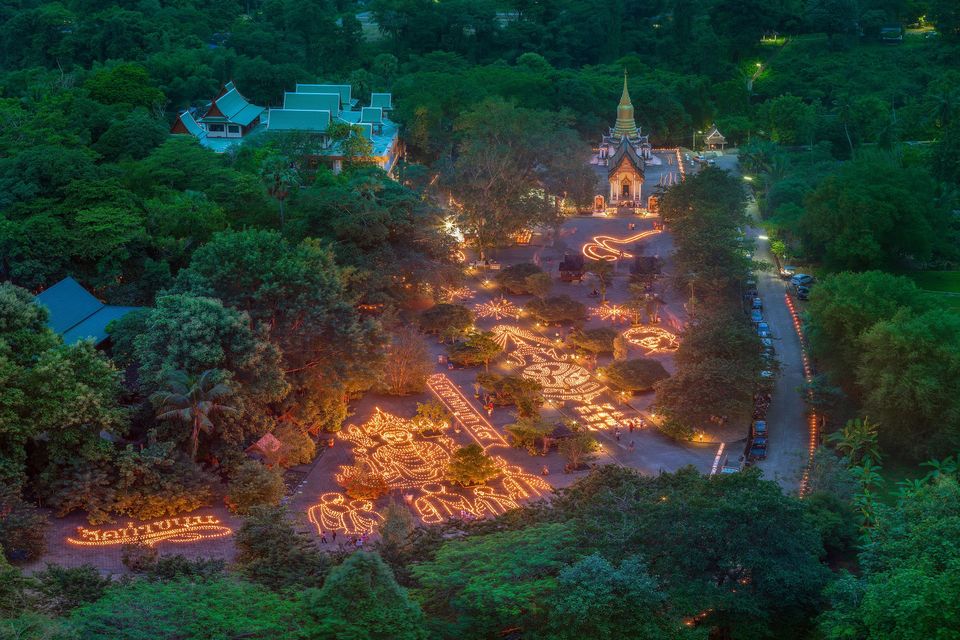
[476,372,544,417]
[558,432,600,470]
[495,263,545,294]
[419,303,473,338]
[0,491,48,561]
[271,422,317,467]
[447,331,501,368]
[412,401,452,433]
[447,444,501,486]
[600,358,670,392]
[568,327,618,354]
[524,295,587,325]
[121,543,159,572]
[235,505,329,591]
[505,417,553,455]
[226,461,286,515]
[112,443,215,521]
[34,564,112,615]
[339,466,390,501]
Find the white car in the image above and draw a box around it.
[791,274,814,286]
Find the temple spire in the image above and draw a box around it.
[619,69,632,107]
[613,69,638,140]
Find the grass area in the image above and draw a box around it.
[908,271,960,293]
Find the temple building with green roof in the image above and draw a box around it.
[171,80,400,175]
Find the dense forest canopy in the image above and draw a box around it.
[1,0,960,637]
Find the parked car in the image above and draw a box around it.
[752,437,768,447]
[795,285,810,300]
[750,310,763,323]
[791,274,814,286]
[761,337,773,348]
[752,420,767,437]
[759,370,774,379]
[751,297,763,310]
[748,447,767,461]
[780,265,797,278]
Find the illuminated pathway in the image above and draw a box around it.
[581,229,662,261]
[67,515,232,548]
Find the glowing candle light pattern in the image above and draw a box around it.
[591,304,630,322]
[307,407,550,536]
[785,294,818,496]
[581,229,661,261]
[439,286,475,303]
[427,373,509,448]
[67,515,232,547]
[474,297,522,320]
[621,326,680,355]
[573,403,627,431]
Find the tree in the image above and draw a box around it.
[447,444,500,486]
[476,372,543,417]
[381,326,433,395]
[259,153,301,228]
[524,295,588,326]
[654,358,756,438]
[340,466,391,500]
[524,272,553,300]
[326,121,375,165]
[495,262,545,294]
[449,99,557,259]
[412,401,452,432]
[152,369,238,461]
[226,461,286,514]
[828,417,882,466]
[419,303,473,340]
[567,327,618,355]
[558,431,600,470]
[34,564,112,616]
[413,523,579,638]
[69,578,305,639]
[84,63,165,108]
[586,259,614,302]
[545,554,677,640]
[303,552,428,640]
[819,477,960,639]
[600,358,670,392]
[234,505,329,591]
[758,94,815,145]
[800,156,949,271]
[447,331,501,370]
[504,417,554,455]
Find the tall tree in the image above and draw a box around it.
[152,369,239,461]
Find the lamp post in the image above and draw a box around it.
[692,130,703,152]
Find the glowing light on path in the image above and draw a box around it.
[785,294,818,496]
[439,286,474,303]
[621,326,680,354]
[67,515,232,547]
[582,230,662,261]
[591,304,630,322]
[474,297,522,320]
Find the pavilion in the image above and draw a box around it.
[35,277,141,346]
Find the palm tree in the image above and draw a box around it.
[259,154,301,229]
[152,369,238,461]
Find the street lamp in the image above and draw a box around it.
[692,130,703,151]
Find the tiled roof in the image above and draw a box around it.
[361,107,383,124]
[283,92,340,114]
[608,137,644,177]
[370,93,392,110]
[296,84,351,107]
[35,277,142,345]
[268,109,332,132]
[208,88,265,126]
[177,111,206,137]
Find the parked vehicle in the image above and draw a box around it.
[795,285,810,300]
[751,297,762,310]
[748,447,767,461]
[791,274,814,286]
[752,420,767,437]
[752,437,767,447]
[750,310,763,323]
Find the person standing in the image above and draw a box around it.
[320,530,328,544]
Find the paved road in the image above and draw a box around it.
[745,197,809,491]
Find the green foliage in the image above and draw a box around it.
[446,331,501,368]
[302,552,428,640]
[524,295,588,326]
[495,263,545,294]
[446,444,500,486]
[819,477,960,639]
[600,358,670,392]
[504,417,554,455]
[69,577,304,639]
[567,327,618,354]
[226,461,286,515]
[0,490,48,561]
[418,303,472,337]
[557,431,600,469]
[234,506,329,592]
[84,63,164,108]
[34,565,112,616]
[340,466,391,501]
[476,372,544,417]
[412,523,579,639]
[380,326,433,395]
